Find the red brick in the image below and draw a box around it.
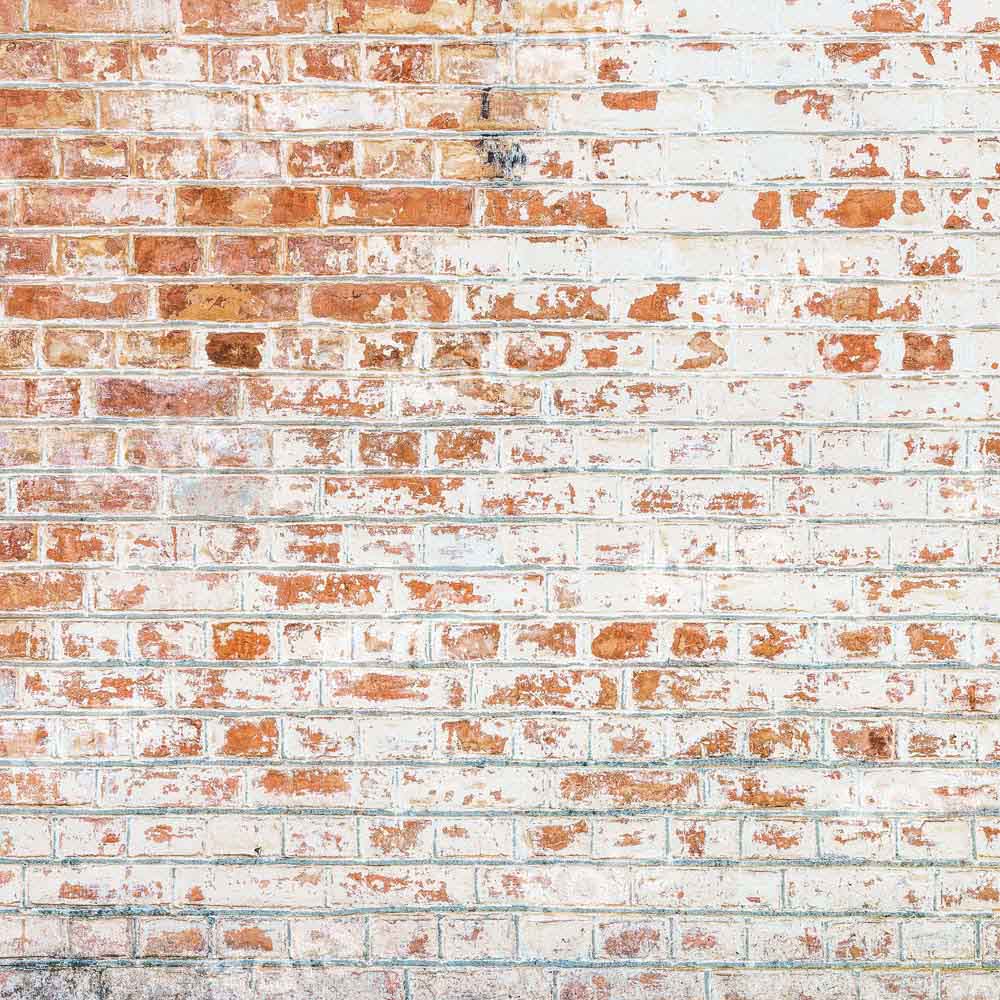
[134,237,202,276]
[176,187,320,226]
[0,89,95,127]
[7,285,147,321]
[158,284,299,322]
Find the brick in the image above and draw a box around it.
[58,40,130,81]
[134,236,202,275]
[134,137,207,178]
[58,139,129,178]
[8,285,147,320]
[95,377,237,418]
[311,282,453,323]
[252,90,394,131]
[287,139,356,177]
[329,186,473,226]
[177,186,320,226]
[101,90,244,130]
[17,475,157,513]
[332,0,473,33]
[136,42,208,82]
[0,139,52,178]
[181,0,325,34]
[95,572,239,611]
[0,89,95,127]
[158,284,299,322]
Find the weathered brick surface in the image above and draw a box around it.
[1,0,999,995]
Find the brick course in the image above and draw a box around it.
[0,0,999,996]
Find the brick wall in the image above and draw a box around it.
[0,0,998,996]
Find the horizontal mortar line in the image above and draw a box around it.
[0,413,973,421]
[0,678,980,688]
[0,255,995,267]
[0,486,983,496]
[3,507,995,517]
[0,123,999,136]
[10,522,994,531]
[0,523,974,532]
[12,365,1000,374]
[7,29,1000,42]
[6,79,1000,89]
[6,80,980,93]
[0,332,990,343]
[1,565,992,574]
[0,370,981,379]
[0,758,997,769]
[0,468,994,477]
[6,612,1000,622]
[0,188,994,199]
[2,322,1000,338]
[6,178,1000,188]
[8,468,1000,478]
[3,759,1000,771]
[0,408,993,416]
[2,528,999,540]
[0,959,987,973]
[0,806,990,820]
[39,266,976,277]
[0,810,935,820]
[7,855,1000,876]
[5,322,1000,333]
[4,564,998,572]
[11,128,1000,139]
[8,853,1000,865]
[1,854,999,869]
[3,422,1000,431]
[8,320,1000,332]
[0,698,988,708]
[0,276,993,285]
[0,270,1000,278]
[0,909,987,924]
[0,592,1000,600]
[7,124,1000,135]
[1,668,989,679]
[0,472,942,480]
[0,381,991,392]
[0,472,976,480]
[4,561,999,572]
[2,175,990,187]
[0,904,968,917]
[3,467,998,477]
[4,225,1000,238]
[10,375,1000,385]
[10,83,1000,94]
[0,681,990,692]
[188,79,990,93]
[7,30,1000,41]
[0,328,992,338]
[0,235,994,245]
[4,232,998,244]
[0,810,966,821]
[17,850,1000,865]
[0,957,988,968]
[0,806,991,820]
[3,528,972,536]
[0,710,994,720]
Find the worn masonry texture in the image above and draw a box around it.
[3,0,1000,996]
